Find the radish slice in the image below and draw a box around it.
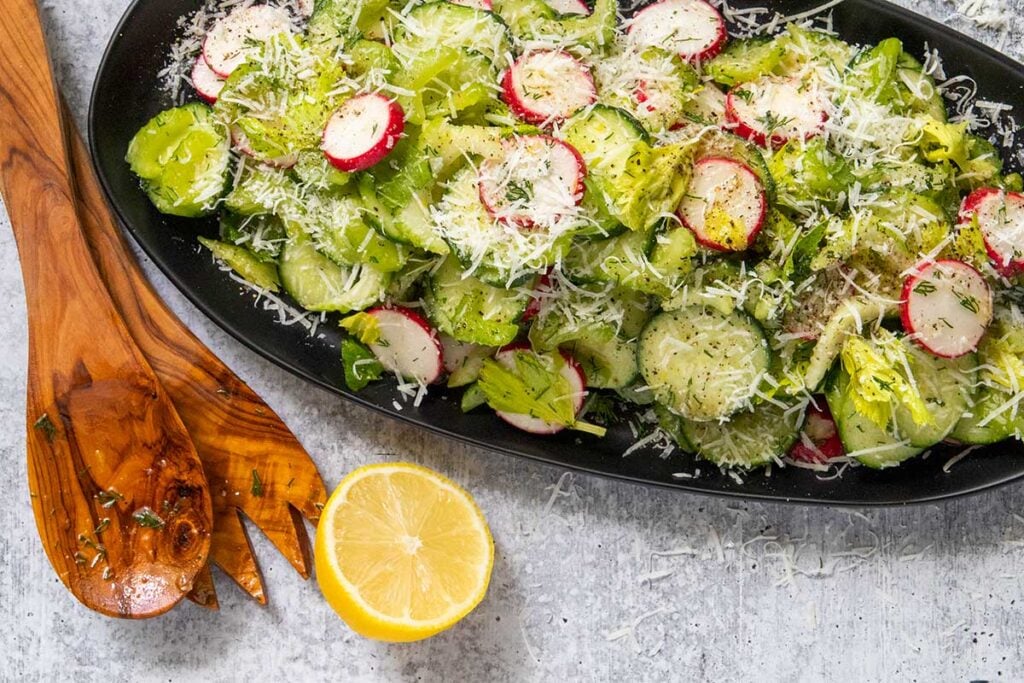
[451,0,494,9]
[191,56,226,104]
[677,156,766,251]
[478,135,586,228]
[440,336,482,374]
[501,51,597,126]
[627,0,726,63]
[958,187,1024,275]
[322,94,405,172]
[294,0,316,17]
[202,5,292,78]
[544,0,590,15]
[231,127,298,168]
[494,344,586,434]
[789,400,843,464]
[521,270,554,322]
[900,259,993,358]
[366,307,444,385]
[725,76,828,148]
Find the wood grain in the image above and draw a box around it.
[66,114,326,606]
[0,0,212,617]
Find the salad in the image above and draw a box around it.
[127,0,1024,473]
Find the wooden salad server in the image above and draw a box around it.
[0,0,212,617]
[64,110,327,607]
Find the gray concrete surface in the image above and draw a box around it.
[1,0,1023,680]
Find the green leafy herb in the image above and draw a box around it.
[914,280,937,295]
[476,349,606,437]
[505,180,533,204]
[33,413,57,442]
[342,337,384,391]
[94,518,110,535]
[96,489,124,509]
[251,469,264,498]
[580,393,618,425]
[132,507,165,529]
[340,312,381,344]
[733,88,754,104]
[755,111,793,138]
[959,294,980,313]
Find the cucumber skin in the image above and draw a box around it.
[637,307,771,422]
[826,372,923,469]
[680,401,804,468]
[423,256,531,347]
[950,386,1019,445]
[279,231,387,312]
[126,103,230,218]
[563,335,638,389]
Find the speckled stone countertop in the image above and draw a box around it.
[2,0,1023,679]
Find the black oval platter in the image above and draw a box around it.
[89,0,1024,504]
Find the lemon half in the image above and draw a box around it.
[314,463,494,642]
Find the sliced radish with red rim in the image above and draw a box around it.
[322,94,405,172]
[521,270,554,322]
[501,51,597,126]
[231,127,298,168]
[203,5,292,78]
[544,0,590,15]
[900,259,993,358]
[191,56,226,104]
[958,187,1024,275]
[494,344,586,435]
[478,135,586,228]
[365,307,444,385]
[677,156,766,251]
[627,0,726,63]
[789,400,844,464]
[726,76,828,148]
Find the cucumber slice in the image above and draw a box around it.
[496,0,615,49]
[951,386,1019,445]
[219,212,286,262]
[287,193,407,273]
[423,255,532,346]
[706,37,785,88]
[826,335,976,466]
[950,329,1022,444]
[126,103,230,217]
[562,105,653,231]
[563,104,693,234]
[563,335,638,389]
[681,400,803,468]
[198,237,280,292]
[563,223,659,285]
[309,0,390,45]
[895,51,947,122]
[279,231,388,312]
[654,402,693,451]
[892,344,975,448]
[393,192,451,255]
[394,48,499,125]
[638,307,771,421]
[826,372,923,468]
[223,163,295,216]
[394,1,512,68]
